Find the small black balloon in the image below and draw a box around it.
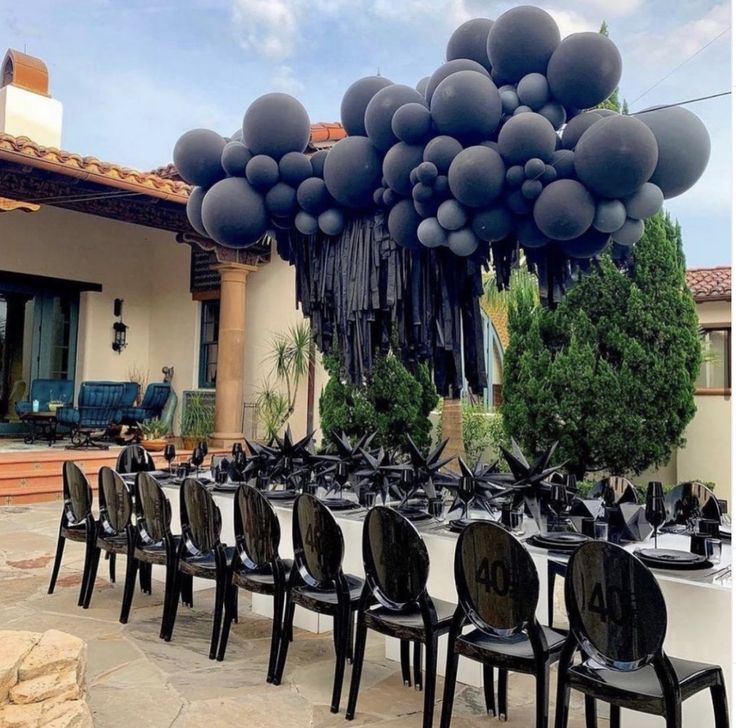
[498,112,557,164]
[517,218,549,248]
[186,186,208,236]
[318,208,346,236]
[612,217,645,246]
[506,165,525,188]
[517,73,549,110]
[174,128,226,188]
[448,227,479,256]
[487,5,561,82]
[297,177,331,215]
[416,161,439,185]
[446,18,494,71]
[547,32,622,110]
[243,93,311,159]
[561,111,602,150]
[383,188,399,207]
[265,182,297,217]
[323,136,383,209]
[423,135,463,174]
[245,155,280,191]
[387,199,423,249]
[310,149,329,178]
[383,142,425,196]
[500,88,520,115]
[538,101,566,130]
[533,179,595,240]
[279,152,313,187]
[433,174,450,196]
[623,182,664,219]
[295,211,319,235]
[392,102,433,144]
[593,199,627,233]
[541,164,557,183]
[340,75,394,137]
[524,158,545,179]
[221,141,252,177]
[522,179,543,199]
[558,227,610,258]
[201,177,268,248]
[418,217,448,248]
[551,149,576,178]
[437,199,468,230]
[425,59,490,103]
[414,199,439,217]
[365,84,427,151]
[472,205,514,242]
[513,105,533,116]
[373,187,385,206]
[416,76,430,96]
[412,182,434,202]
[448,145,506,208]
[506,189,532,214]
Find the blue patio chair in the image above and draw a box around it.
[118,383,172,428]
[15,378,74,417]
[113,382,140,426]
[58,382,125,450]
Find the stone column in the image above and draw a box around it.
[209,262,257,449]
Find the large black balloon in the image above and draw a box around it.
[423,135,463,174]
[547,32,622,110]
[558,227,610,258]
[323,136,382,209]
[637,105,711,199]
[383,142,425,196]
[297,177,331,215]
[446,18,494,71]
[487,6,560,82]
[201,177,267,248]
[221,140,252,177]
[245,155,279,191]
[265,182,297,217]
[561,111,602,150]
[498,112,557,164]
[340,76,394,137]
[243,93,311,159]
[387,199,422,250]
[174,129,226,187]
[472,205,514,241]
[279,151,313,187]
[186,186,208,236]
[448,146,506,207]
[424,59,490,103]
[575,115,659,198]
[365,84,426,151]
[392,102,433,144]
[430,70,502,142]
[533,179,595,240]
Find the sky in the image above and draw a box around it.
[0,0,731,266]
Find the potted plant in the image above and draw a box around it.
[180,392,214,450]
[139,417,169,452]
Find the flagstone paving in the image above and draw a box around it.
[0,502,585,727]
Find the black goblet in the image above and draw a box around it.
[548,482,569,531]
[232,442,244,457]
[199,440,209,458]
[646,481,666,550]
[191,446,204,477]
[164,443,176,472]
[458,474,474,521]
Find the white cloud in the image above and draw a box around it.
[231,0,305,61]
[271,64,305,95]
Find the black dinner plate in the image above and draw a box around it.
[211,483,240,493]
[528,533,590,553]
[263,490,298,501]
[321,497,360,511]
[635,548,712,570]
[397,507,434,522]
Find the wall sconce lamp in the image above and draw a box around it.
[112,298,128,353]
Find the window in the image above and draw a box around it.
[696,326,731,393]
[198,299,220,389]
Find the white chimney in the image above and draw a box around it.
[0,49,63,148]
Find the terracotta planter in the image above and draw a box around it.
[181,436,199,451]
[141,438,167,452]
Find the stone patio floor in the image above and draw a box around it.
[0,502,585,727]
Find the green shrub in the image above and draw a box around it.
[462,402,508,466]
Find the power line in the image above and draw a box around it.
[630,25,731,107]
[629,90,731,113]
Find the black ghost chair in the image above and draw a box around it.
[346,506,456,728]
[123,471,181,636]
[48,461,97,607]
[116,444,156,474]
[216,484,293,681]
[81,467,135,613]
[555,540,729,728]
[440,521,567,728]
[165,478,233,659]
[273,493,364,714]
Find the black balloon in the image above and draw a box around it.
[437,199,468,230]
[430,70,502,142]
[243,93,311,159]
[533,179,595,240]
[575,115,659,198]
[221,140,252,177]
[265,182,297,217]
[513,105,533,116]
[416,76,430,96]
[245,154,280,191]
[500,87,520,114]
[517,218,548,248]
[448,145,506,207]
[498,112,557,164]
[412,182,434,202]
[365,84,427,151]
[522,179,543,199]
[448,227,479,256]
[506,165,525,188]
[517,72,549,110]
[433,174,450,196]
[558,227,610,258]
[423,135,463,174]
[524,157,545,179]
[541,164,557,183]
[383,188,399,207]
[538,101,566,130]
[446,18,494,71]
[416,161,438,185]
[392,102,433,144]
[425,59,490,103]
[612,217,644,246]
[472,205,514,241]
[318,208,346,236]
[418,217,448,248]
[387,199,422,249]
[201,177,267,248]
[637,105,711,199]
[414,199,439,217]
[550,149,575,178]
[279,151,313,187]
[383,142,425,196]
[186,186,208,236]
[506,189,532,214]
[295,210,319,235]
[297,177,331,215]
[561,111,602,150]
[310,149,329,177]
[230,129,243,142]
[547,32,622,110]
[340,76,394,137]
[323,136,383,208]
[174,128,226,187]
[623,182,664,219]
[487,6,560,82]
[593,199,627,234]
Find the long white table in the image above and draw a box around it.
[160,484,731,727]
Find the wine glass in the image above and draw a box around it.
[191,445,204,477]
[548,482,569,531]
[232,442,244,457]
[164,443,176,473]
[458,475,474,522]
[199,440,209,458]
[646,481,667,550]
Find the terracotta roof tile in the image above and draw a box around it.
[0,196,39,213]
[686,266,731,302]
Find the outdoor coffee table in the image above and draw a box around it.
[20,411,60,446]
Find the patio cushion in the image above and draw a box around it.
[118,383,171,425]
[15,378,74,417]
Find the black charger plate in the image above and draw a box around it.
[528,532,591,553]
[635,548,712,570]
